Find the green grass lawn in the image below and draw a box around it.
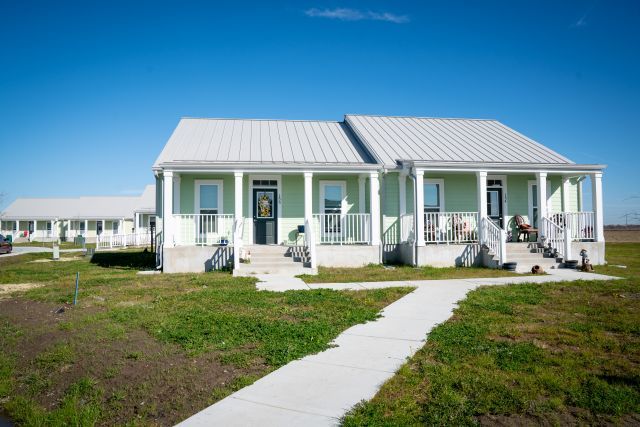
[343,242,640,426]
[299,264,522,284]
[0,251,411,426]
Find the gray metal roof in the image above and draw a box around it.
[153,118,376,168]
[345,115,573,167]
[1,185,155,220]
[134,185,156,213]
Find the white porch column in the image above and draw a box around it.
[16,220,20,234]
[591,172,604,242]
[234,172,243,221]
[304,172,313,223]
[84,220,88,237]
[476,171,488,243]
[358,175,366,214]
[537,172,548,244]
[415,170,425,246]
[369,172,381,246]
[562,176,571,213]
[163,171,175,247]
[173,174,181,214]
[101,219,105,235]
[398,173,407,241]
[32,220,37,241]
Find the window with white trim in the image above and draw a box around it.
[320,181,346,233]
[80,221,85,232]
[196,181,223,215]
[424,180,444,213]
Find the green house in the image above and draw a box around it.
[152,115,606,274]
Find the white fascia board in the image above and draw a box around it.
[400,160,606,174]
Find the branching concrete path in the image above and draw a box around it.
[178,270,618,427]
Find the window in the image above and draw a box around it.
[80,221,85,232]
[199,185,219,215]
[112,222,119,233]
[424,180,444,213]
[47,222,52,232]
[253,180,277,186]
[12,222,17,231]
[195,180,223,215]
[320,181,346,234]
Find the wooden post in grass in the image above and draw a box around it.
[73,272,79,305]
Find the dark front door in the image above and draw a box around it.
[487,188,503,227]
[254,189,277,244]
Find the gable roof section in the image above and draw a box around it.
[344,115,573,167]
[134,184,156,213]
[153,118,376,169]
[1,186,155,220]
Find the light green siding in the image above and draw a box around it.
[179,174,235,215]
[382,172,400,244]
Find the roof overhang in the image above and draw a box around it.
[153,161,381,174]
[399,160,606,174]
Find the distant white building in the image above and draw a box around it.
[0,185,155,244]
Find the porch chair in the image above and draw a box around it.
[514,215,538,242]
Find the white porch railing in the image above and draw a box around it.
[174,214,234,246]
[400,213,415,242]
[424,212,479,244]
[549,212,595,241]
[97,233,152,250]
[313,213,371,244]
[541,217,565,257]
[482,217,506,266]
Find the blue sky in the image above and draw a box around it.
[1,1,638,224]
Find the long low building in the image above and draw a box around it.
[0,185,155,243]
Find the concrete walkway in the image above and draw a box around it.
[178,270,618,427]
[1,246,85,258]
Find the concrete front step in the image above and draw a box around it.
[234,265,317,276]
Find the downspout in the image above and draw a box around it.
[408,167,418,267]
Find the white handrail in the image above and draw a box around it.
[541,217,564,257]
[482,217,506,266]
[304,218,317,268]
[424,212,479,244]
[400,213,415,243]
[312,213,371,244]
[232,218,244,268]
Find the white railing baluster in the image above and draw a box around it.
[312,213,371,244]
[423,212,479,244]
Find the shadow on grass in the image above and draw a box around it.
[90,250,156,270]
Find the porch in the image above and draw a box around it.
[393,168,604,267]
[159,170,382,273]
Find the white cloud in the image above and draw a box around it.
[305,7,409,24]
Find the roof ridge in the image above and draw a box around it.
[181,116,342,123]
[344,114,497,122]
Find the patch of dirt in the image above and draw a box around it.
[0,298,269,426]
[0,283,45,298]
[28,257,83,263]
[604,230,640,242]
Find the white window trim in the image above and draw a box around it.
[424,179,445,212]
[195,179,224,215]
[529,179,553,214]
[319,180,347,214]
[487,174,508,228]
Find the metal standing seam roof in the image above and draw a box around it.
[153,118,377,168]
[344,115,574,167]
[0,186,155,220]
[133,184,156,213]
